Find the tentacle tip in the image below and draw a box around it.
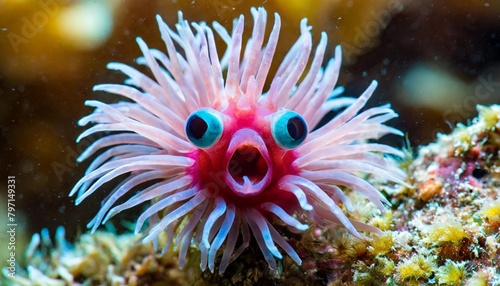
[102,217,111,226]
[83,100,94,107]
[400,181,413,189]
[394,129,404,136]
[273,12,281,24]
[92,85,104,92]
[335,86,345,94]
[320,31,328,41]
[105,62,117,69]
[135,37,145,46]
[76,119,86,127]
[350,229,362,239]
[160,246,168,254]
[155,14,163,23]
[135,56,146,65]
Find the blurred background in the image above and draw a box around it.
[1,0,499,266]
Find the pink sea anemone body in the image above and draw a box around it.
[71,7,406,273]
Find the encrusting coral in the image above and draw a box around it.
[383,104,500,285]
[3,226,191,286]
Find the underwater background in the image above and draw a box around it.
[1,0,500,284]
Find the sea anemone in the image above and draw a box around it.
[71,7,406,273]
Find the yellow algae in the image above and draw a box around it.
[376,256,395,276]
[435,260,466,285]
[422,220,467,246]
[396,254,436,282]
[477,105,500,130]
[480,200,500,222]
[370,210,393,231]
[368,231,394,256]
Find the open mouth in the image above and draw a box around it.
[228,145,269,185]
[224,128,272,197]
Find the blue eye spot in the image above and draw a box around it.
[186,109,223,148]
[272,110,308,149]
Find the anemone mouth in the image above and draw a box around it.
[224,128,273,197]
[228,145,269,185]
